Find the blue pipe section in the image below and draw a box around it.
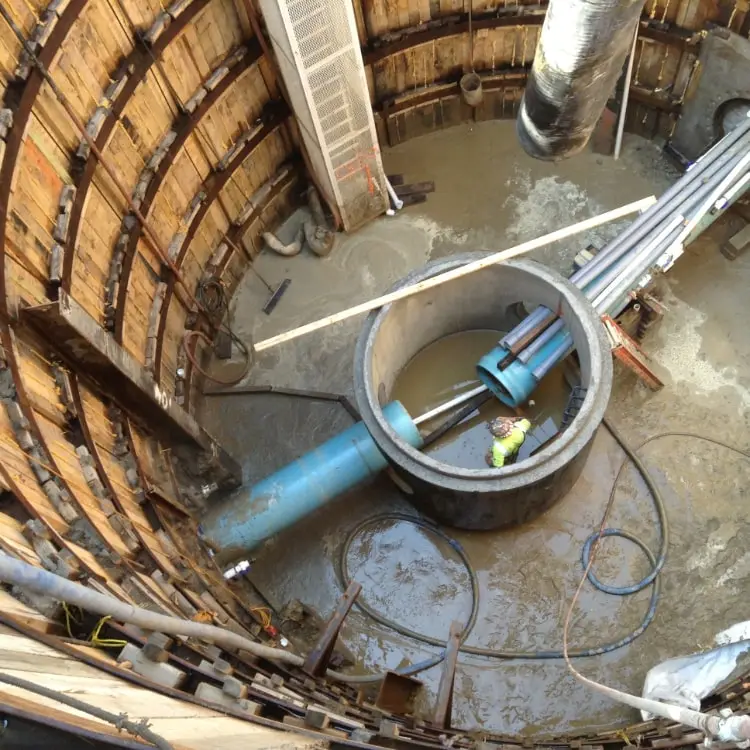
[201,401,423,557]
[477,328,573,407]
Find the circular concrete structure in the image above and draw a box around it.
[354,254,613,530]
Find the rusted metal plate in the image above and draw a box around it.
[303,581,362,678]
[432,620,462,729]
[603,314,664,391]
[376,672,423,715]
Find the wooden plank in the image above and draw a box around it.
[0,591,55,633]
[255,197,657,352]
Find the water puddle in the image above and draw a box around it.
[391,330,572,469]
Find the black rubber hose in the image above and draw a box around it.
[0,671,174,749]
[338,426,749,669]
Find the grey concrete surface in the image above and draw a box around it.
[199,121,750,736]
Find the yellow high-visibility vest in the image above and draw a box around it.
[491,419,531,467]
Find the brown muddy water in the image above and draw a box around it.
[391,330,571,468]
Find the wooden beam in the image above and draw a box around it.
[253,197,656,353]
[20,292,241,483]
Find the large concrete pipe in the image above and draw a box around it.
[354,255,612,530]
[517,0,645,160]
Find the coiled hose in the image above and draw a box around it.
[338,424,749,680]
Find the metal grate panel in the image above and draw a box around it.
[258,0,388,230]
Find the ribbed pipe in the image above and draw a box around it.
[517,0,646,160]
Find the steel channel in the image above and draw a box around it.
[517,318,566,364]
[499,305,553,351]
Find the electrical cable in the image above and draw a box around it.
[562,430,750,740]
[183,279,251,386]
[0,671,174,749]
[338,424,749,674]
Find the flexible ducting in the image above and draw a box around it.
[517,0,646,160]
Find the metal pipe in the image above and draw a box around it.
[571,127,750,289]
[503,129,750,390]
[499,306,553,351]
[385,177,404,211]
[413,384,489,425]
[593,152,750,313]
[517,0,645,160]
[578,137,748,304]
[531,330,574,381]
[584,214,685,303]
[614,24,639,161]
[714,172,750,210]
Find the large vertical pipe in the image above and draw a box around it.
[517,0,646,160]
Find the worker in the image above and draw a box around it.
[486,416,531,467]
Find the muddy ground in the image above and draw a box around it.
[199,121,750,735]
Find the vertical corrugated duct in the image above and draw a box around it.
[517,0,646,161]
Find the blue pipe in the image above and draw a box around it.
[476,328,573,407]
[200,401,423,558]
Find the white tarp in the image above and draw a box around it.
[641,621,750,720]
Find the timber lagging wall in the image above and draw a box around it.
[0,0,748,744]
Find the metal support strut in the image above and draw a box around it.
[303,581,361,677]
[432,620,462,729]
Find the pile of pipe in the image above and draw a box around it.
[478,115,750,408]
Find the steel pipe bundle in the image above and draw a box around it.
[478,115,750,407]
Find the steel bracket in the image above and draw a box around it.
[603,314,664,391]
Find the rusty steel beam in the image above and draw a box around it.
[113,42,263,342]
[62,0,212,298]
[151,108,291,382]
[0,0,89,320]
[432,621,462,729]
[363,10,545,65]
[20,291,242,482]
[303,581,362,677]
[374,68,529,116]
[362,11,696,66]
[373,70,678,124]
[629,86,681,113]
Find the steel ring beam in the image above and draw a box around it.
[112,41,263,341]
[61,0,213,297]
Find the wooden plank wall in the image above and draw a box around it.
[0,0,749,741]
[0,0,307,714]
[364,0,749,144]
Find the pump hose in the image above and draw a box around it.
[339,424,750,677]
